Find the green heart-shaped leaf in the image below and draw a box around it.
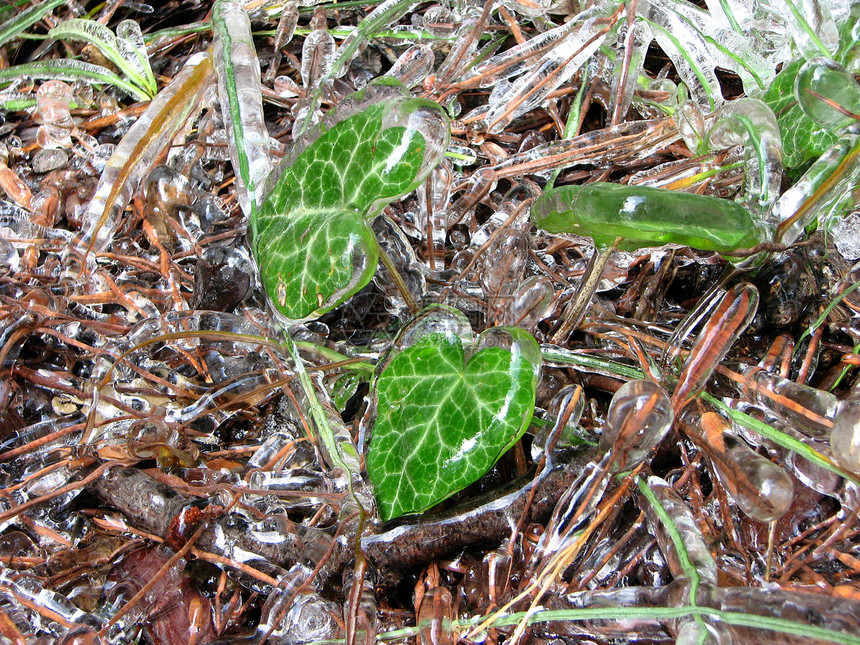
[254,208,378,319]
[252,81,450,321]
[367,314,540,520]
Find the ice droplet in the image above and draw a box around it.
[600,380,674,472]
[36,80,75,149]
[796,57,860,129]
[830,385,860,474]
[301,28,336,89]
[718,434,794,522]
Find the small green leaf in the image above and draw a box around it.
[367,311,540,520]
[764,59,837,168]
[254,82,449,321]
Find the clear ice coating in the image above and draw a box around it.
[641,476,718,585]
[212,0,272,217]
[717,434,794,522]
[385,44,435,89]
[301,27,335,90]
[742,366,839,438]
[74,51,213,259]
[35,80,75,149]
[780,133,860,245]
[783,0,840,61]
[532,383,586,458]
[479,8,613,133]
[501,275,555,328]
[830,382,860,474]
[707,98,783,216]
[672,283,759,409]
[599,380,674,472]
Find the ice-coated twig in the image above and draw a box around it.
[212,0,272,219]
[72,51,214,265]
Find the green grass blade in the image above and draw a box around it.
[0,59,151,101]
[48,19,154,99]
[0,0,66,49]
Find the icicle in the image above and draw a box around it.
[265,1,299,84]
[212,0,272,219]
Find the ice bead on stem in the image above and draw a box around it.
[713,428,794,522]
[74,51,214,260]
[830,381,860,474]
[707,98,782,217]
[36,80,75,149]
[742,366,838,438]
[502,275,554,328]
[671,283,759,411]
[212,0,272,219]
[301,24,335,90]
[600,380,674,473]
[640,476,718,585]
[773,132,860,244]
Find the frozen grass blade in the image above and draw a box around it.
[0,59,151,102]
[0,0,66,49]
[48,19,157,99]
[212,0,271,219]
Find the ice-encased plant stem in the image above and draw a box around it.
[212,0,272,219]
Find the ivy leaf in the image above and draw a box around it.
[253,208,378,321]
[764,59,837,168]
[254,82,449,321]
[367,312,540,520]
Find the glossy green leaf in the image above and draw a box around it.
[254,208,379,322]
[253,82,449,321]
[764,59,837,168]
[367,313,540,520]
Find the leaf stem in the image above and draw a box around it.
[374,237,420,314]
